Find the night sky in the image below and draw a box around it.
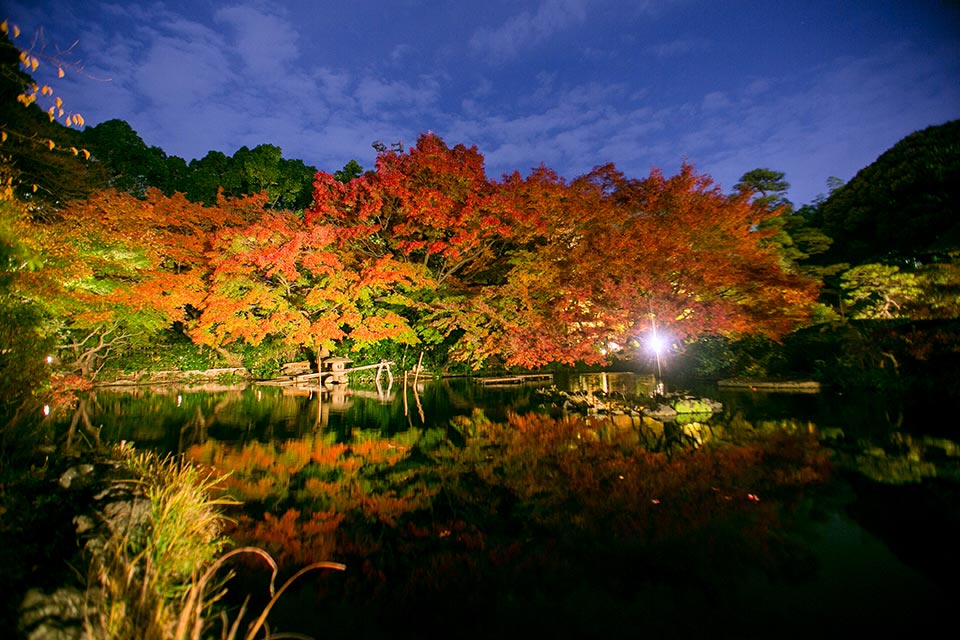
[4,0,959,205]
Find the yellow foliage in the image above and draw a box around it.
[0,19,19,37]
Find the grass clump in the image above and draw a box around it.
[85,445,233,639]
[84,444,344,640]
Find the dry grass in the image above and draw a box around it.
[84,444,344,640]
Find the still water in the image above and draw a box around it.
[63,373,958,636]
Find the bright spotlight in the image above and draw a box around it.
[648,333,666,354]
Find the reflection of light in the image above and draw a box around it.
[176,395,182,407]
[45,355,53,364]
[43,405,50,416]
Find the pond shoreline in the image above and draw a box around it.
[717,377,822,392]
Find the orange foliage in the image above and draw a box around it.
[232,508,344,567]
[310,136,819,369]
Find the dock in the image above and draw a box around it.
[474,373,553,386]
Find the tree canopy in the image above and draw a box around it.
[811,119,960,266]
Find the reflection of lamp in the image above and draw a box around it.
[647,314,667,395]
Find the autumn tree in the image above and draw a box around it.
[306,136,820,369]
[33,188,264,377]
[452,163,821,368]
[191,211,429,361]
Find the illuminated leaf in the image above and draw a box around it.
[58,66,65,78]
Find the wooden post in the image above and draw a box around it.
[413,351,424,387]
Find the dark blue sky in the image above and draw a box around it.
[5,0,959,205]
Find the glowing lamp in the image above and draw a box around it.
[648,334,666,354]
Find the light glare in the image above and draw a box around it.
[648,333,666,354]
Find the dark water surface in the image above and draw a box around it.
[62,373,958,637]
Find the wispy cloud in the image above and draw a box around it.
[469,0,590,62]
[4,0,958,206]
[214,5,300,78]
[645,36,710,58]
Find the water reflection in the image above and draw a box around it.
[53,373,959,635]
[63,374,960,482]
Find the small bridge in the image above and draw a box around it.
[263,359,395,387]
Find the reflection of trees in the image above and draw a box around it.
[186,412,833,635]
[64,396,101,452]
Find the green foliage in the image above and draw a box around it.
[680,333,789,379]
[682,335,738,378]
[333,159,363,183]
[841,263,923,319]
[78,122,317,212]
[237,338,303,379]
[81,119,185,197]
[812,119,960,265]
[0,295,54,425]
[898,251,960,319]
[231,143,316,211]
[735,167,792,211]
[0,197,54,427]
[97,329,229,378]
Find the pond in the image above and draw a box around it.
[59,373,959,637]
